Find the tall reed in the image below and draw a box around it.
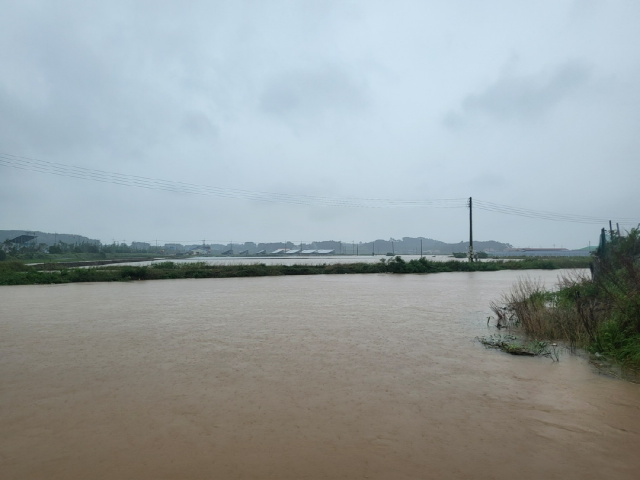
[494,227,640,368]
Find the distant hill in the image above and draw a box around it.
[0,230,511,253]
[210,237,512,255]
[0,230,100,246]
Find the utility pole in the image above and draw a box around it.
[391,240,394,255]
[617,223,621,237]
[468,197,474,262]
[421,238,423,258]
[609,220,613,240]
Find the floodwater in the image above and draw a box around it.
[1,270,638,479]
[107,254,501,267]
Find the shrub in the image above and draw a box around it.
[496,228,640,369]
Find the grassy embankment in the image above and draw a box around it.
[489,228,640,370]
[0,256,590,286]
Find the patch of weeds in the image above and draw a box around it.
[477,334,560,361]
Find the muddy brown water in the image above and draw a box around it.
[1,271,639,479]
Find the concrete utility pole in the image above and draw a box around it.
[468,197,474,262]
[609,220,613,240]
[421,238,423,257]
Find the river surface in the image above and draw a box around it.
[1,270,638,479]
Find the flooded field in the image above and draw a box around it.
[105,254,485,267]
[1,270,638,479]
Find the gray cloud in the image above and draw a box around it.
[445,61,591,127]
[1,1,639,248]
[260,66,369,119]
[181,111,219,138]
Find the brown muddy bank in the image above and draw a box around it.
[1,271,638,479]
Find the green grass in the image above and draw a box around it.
[0,256,591,286]
[590,321,640,367]
[491,228,640,371]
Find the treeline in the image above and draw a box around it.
[0,240,162,261]
[496,228,640,369]
[0,256,591,286]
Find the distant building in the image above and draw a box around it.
[131,242,151,250]
[164,243,185,253]
[190,246,211,256]
[9,235,37,246]
[505,248,569,252]
[495,248,590,257]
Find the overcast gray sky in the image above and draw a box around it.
[1,0,639,248]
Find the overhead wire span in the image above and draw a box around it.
[473,199,639,225]
[1,152,637,225]
[0,152,466,209]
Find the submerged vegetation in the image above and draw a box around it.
[0,255,590,286]
[477,333,560,360]
[488,228,640,371]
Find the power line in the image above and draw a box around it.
[1,151,638,225]
[0,152,466,209]
[473,199,638,225]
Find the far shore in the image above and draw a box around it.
[0,256,591,286]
